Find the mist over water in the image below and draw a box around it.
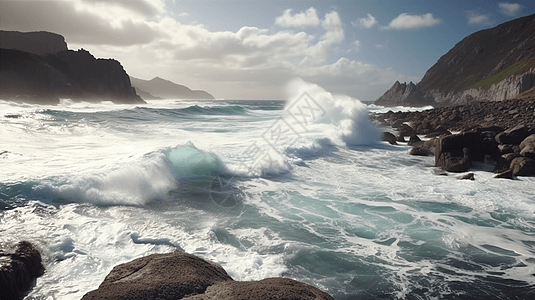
[1,81,535,299]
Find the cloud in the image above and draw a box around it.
[0,0,410,101]
[498,2,522,16]
[386,13,441,29]
[275,7,320,27]
[179,12,190,18]
[467,12,494,26]
[352,13,377,29]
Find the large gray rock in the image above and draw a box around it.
[82,252,334,300]
[184,278,333,300]
[0,241,45,300]
[495,125,530,145]
[435,132,483,172]
[520,134,535,159]
[510,157,535,176]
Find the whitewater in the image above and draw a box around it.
[1,80,534,299]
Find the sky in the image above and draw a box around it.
[1,0,534,101]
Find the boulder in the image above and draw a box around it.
[82,252,334,300]
[407,134,422,146]
[494,153,520,173]
[82,252,233,300]
[0,241,45,300]
[510,157,535,177]
[498,144,520,155]
[519,134,535,159]
[397,124,413,137]
[495,125,530,145]
[494,169,514,179]
[183,278,334,300]
[409,147,432,156]
[381,132,398,145]
[456,173,475,180]
[435,132,483,172]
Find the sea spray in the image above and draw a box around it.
[285,78,381,146]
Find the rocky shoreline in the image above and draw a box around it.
[372,91,535,178]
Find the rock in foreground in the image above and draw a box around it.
[0,241,45,300]
[82,252,334,300]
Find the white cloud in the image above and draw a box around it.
[467,12,494,26]
[375,44,385,49]
[179,12,190,18]
[498,3,522,17]
[275,7,320,27]
[353,40,361,51]
[387,13,441,29]
[0,0,410,101]
[353,13,377,29]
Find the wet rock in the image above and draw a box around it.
[397,124,414,137]
[495,125,530,145]
[184,278,334,300]
[0,241,45,300]
[510,157,535,177]
[494,169,514,179]
[409,147,432,156]
[82,252,334,300]
[456,173,475,180]
[381,132,398,145]
[519,134,535,159]
[407,134,422,146]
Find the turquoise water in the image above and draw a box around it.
[1,83,535,299]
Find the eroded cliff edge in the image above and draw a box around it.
[376,13,535,107]
[0,31,144,104]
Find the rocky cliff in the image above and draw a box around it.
[0,31,144,104]
[131,76,215,100]
[0,30,67,55]
[376,13,535,107]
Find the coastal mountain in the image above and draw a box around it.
[0,31,144,104]
[376,13,535,107]
[130,76,215,100]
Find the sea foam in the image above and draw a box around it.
[285,78,381,147]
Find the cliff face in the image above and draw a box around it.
[376,13,535,107]
[0,31,68,55]
[0,31,144,104]
[375,81,429,106]
[130,76,215,100]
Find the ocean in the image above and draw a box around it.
[1,80,534,299]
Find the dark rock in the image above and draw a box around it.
[82,252,232,300]
[381,132,398,145]
[456,173,475,180]
[479,131,499,156]
[82,252,334,300]
[0,241,45,300]
[396,134,406,143]
[498,144,519,155]
[0,30,67,55]
[435,132,484,172]
[494,169,514,179]
[184,278,334,300]
[407,134,422,146]
[409,147,432,156]
[397,124,414,137]
[510,157,535,176]
[494,153,520,173]
[0,47,144,104]
[520,134,535,159]
[495,125,530,145]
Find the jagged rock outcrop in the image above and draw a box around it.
[0,241,45,300]
[131,76,215,100]
[0,30,67,55]
[82,252,333,300]
[376,13,535,107]
[375,81,429,106]
[0,48,144,104]
[0,30,144,104]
